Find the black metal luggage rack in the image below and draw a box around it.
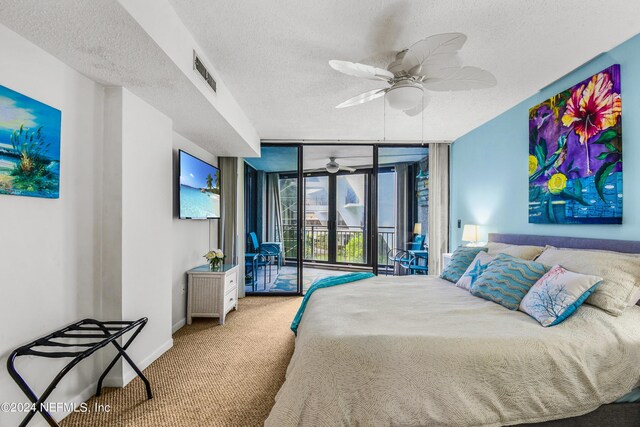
[7,318,152,427]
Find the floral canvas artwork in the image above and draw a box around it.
[529,65,622,224]
[0,84,61,198]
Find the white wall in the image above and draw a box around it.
[0,23,235,426]
[172,132,218,332]
[100,87,175,387]
[120,88,174,383]
[0,24,104,426]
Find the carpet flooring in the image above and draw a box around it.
[62,296,301,427]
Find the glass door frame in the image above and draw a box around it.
[255,141,430,287]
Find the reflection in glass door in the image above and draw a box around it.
[303,175,329,261]
[336,174,368,264]
[303,172,369,266]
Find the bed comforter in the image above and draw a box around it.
[266,275,640,426]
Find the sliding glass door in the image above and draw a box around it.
[302,145,373,269]
[244,146,300,294]
[377,146,429,275]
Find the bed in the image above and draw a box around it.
[266,234,640,426]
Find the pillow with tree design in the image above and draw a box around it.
[519,265,602,327]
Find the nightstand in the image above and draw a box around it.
[186,264,239,325]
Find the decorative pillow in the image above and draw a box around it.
[440,246,488,283]
[485,242,545,261]
[536,247,640,316]
[630,287,640,307]
[456,252,495,290]
[519,265,602,326]
[470,253,550,310]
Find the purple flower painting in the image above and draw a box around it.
[529,65,622,224]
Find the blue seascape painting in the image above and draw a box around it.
[0,84,61,199]
[179,150,220,219]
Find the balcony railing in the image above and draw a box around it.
[282,224,396,266]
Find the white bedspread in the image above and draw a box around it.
[266,275,640,427]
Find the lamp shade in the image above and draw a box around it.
[413,223,422,235]
[462,224,479,243]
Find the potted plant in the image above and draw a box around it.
[204,249,225,271]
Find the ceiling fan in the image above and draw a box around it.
[326,157,356,174]
[329,33,497,116]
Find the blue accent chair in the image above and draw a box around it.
[409,234,426,251]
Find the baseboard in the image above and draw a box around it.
[51,338,173,424]
[49,379,99,424]
[172,318,186,334]
[102,338,174,388]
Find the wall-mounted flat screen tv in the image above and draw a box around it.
[179,150,221,219]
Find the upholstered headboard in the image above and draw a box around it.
[488,233,640,254]
[489,233,640,306]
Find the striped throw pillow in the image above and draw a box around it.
[470,253,550,310]
[440,246,488,283]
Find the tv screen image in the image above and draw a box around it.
[179,150,221,219]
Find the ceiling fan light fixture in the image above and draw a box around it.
[326,157,340,173]
[385,81,423,111]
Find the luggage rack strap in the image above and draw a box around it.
[6,317,151,427]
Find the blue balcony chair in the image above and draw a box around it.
[386,234,426,276]
[245,252,274,292]
[247,231,282,272]
[407,251,429,275]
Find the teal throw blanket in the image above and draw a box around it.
[290,272,375,336]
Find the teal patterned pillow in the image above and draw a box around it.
[440,246,488,283]
[470,253,550,310]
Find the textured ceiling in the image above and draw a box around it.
[0,0,258,157]
[170,0,640,142]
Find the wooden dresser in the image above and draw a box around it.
[186,264,239,325]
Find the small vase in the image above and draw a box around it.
[209,262,222,271]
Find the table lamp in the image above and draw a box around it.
[462,224,480,246]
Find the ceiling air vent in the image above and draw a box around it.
[193,50,216,93]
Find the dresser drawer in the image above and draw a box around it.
[224,291,237,314]
[224,271,238,294]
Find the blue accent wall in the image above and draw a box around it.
[450,34,640,248]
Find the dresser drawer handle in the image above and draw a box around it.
[229,279,234,284]
[229,297,234,302]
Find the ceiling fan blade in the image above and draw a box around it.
[329,60,394,81]
[417,53,462,78]
[340,165,357,172]
[401,33,467,74]
[403,94,430,117]
[422,66,497,91]
[336,88,388,109]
